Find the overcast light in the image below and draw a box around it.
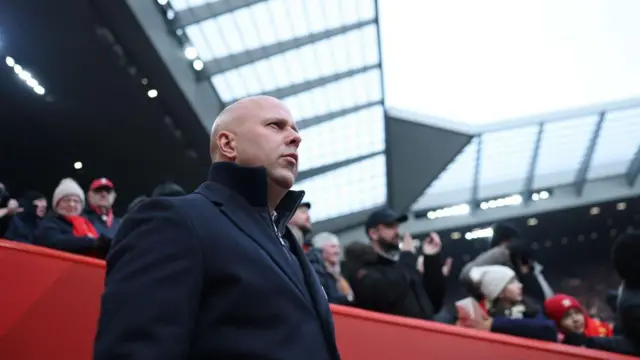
[379,0,640,124]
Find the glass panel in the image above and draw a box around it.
[183,0,375,62]
[478,125,539,198]
[587,108,640,179]
[292,154,387,222]
[210,24,379,101]
[411,138,478,210]
[185,20,221,61]
[381,0,640,124]
[284,68,381,121]
[533,115,598,188]
[169,0,221,12]
[298,105,384,172]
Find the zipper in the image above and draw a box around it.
[270,214,287,247]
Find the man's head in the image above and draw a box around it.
[365,208,408,252]
[152,182,186,197]
[22,191,48,218]
[611,230,640,287]
[544,294,587,333]
[312,232,341,266]
[52,178,85,216]
[289,202,311,232]
[490,223,521,248]
[211,96,301,192]
[87,178,116,209]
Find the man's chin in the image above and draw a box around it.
[270,171,296,190]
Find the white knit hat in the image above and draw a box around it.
[469,265,516,300]
[52,178,85,207]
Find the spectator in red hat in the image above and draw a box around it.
[85,178,121,239]
[545,294,613,338]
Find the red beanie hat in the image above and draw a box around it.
[544,294,584,324]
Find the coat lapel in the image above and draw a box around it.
[196,183,310,302]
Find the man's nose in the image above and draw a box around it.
[285,129,302,148]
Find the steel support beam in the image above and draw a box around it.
[297,151,383,182]
[297,101,381,130]
[173,0,267,28]
[373,0,386,102]
[203,19,376,76]
[523,123,545,203]
[336,175,640,242]
[574,112,605,196]
[261,64,378,100]
[471,136,483,211]
[625,145,640,187]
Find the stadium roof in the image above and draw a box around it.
[93,0,640,234]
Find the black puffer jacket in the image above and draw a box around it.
[343,243,446,321]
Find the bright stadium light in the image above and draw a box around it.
[193,59,204,71]
[479,194,523,210]
[184,46,198,60]
[426,203,470,220]
[74,161,83,170]
[157,0,168,5]
[147,89,158,98]
[465,227,494,240]
[18,70,32,81]
[26,78,38,87]
[5,56,47,96]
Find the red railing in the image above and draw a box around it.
[0,239,633,360]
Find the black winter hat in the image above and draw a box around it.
[152,182,186,197]
[611,230,640,286]
[490,223,521,248]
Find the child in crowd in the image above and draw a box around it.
[544,294,613,338]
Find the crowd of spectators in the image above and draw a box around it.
[0,178,185,257]
[291,205,640,357]
[1,177,639,357]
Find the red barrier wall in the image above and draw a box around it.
[0,239,634,360]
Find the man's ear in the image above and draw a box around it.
[367,227,376,241]
[217,131,237,159]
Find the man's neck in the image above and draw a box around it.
[267,184,286,213]
[93,205,110,214]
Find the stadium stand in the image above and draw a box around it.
[1,0,640,358]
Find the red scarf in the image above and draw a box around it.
[584,317,613,337]
[90,205,114,227]
[65,215,99,238]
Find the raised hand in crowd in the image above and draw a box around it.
[400,232,416,253]
[422,231,442,255]
[0,198,23,217]
[442,257,453,277]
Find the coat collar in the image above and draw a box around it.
[205,162,304,231]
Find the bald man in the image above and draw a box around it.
[94,96,340,360]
